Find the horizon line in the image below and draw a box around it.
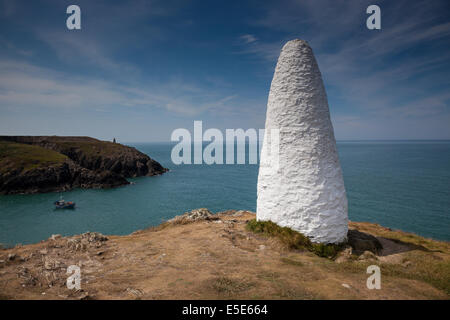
[121,139,450,143]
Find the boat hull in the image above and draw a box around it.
[54,201,75,209]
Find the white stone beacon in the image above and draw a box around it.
[257,39,348,244]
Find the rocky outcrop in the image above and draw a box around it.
[347,229,383,255]
[0,160,128,194]
[0,136,167,177]
[0,136,168,194]
[168,208,218,224]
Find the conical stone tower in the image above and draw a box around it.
[257,39,348,244]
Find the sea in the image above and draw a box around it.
[0,141,449,247]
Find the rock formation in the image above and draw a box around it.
[0,136,168,194]
[257,39,348,244]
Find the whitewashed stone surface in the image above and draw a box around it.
[257,39,348,244]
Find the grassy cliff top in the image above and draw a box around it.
[0,141,67,173]
[55,140,133,157]
[0,136,134,158]
[1,210,448,300]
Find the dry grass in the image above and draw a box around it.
[0,211,448,300]
[280,257,305,267]
[210,277,255,295]
[381,252,450,295]
[326,222,450,295]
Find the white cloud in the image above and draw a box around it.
[36,30,139,75]
[240,34,258,44]
[0,59,239,117]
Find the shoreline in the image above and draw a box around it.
[1,207,449,249]
[1,209,448,300]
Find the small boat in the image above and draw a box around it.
[54,196,75,209]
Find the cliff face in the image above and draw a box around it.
[0,160,129,195]
[0,136,168,195]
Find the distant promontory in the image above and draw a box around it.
[0,136,168,195]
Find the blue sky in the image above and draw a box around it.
[0,0,449,142]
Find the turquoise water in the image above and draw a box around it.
[0,141,449,246]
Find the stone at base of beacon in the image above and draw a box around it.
[257,39,348,244]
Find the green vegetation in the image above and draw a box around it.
[27,136,129,157]
[56,140,127,157]
[1,136,131,160]
[0,141,67,173]
[246,219,344,258]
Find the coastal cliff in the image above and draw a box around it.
[0,210,448,300]
[0,136,168,194]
